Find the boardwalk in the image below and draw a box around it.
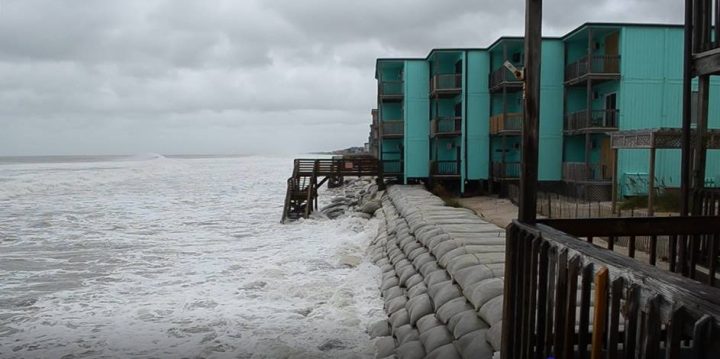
[281,156,381,222]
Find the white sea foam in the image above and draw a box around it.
[0,155,384,358]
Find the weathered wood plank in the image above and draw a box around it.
[578,264,594,359]
[608,277,624,358]
[640,296,661,359]
[591,267,609,359]
[535,241,550,359]
[624,285,640,359]
[538,217,720,237]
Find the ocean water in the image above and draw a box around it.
[0,155,384,358]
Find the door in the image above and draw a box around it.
[454,60,462,88]
[604,32,619,73]
[600,137,613,180]
[604,92,617,127]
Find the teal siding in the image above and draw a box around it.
[403,60,430,181]
[539,39,565,181]
[618,26,720,192]
[466,50,490,180]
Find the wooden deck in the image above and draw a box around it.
[281,156,381,223]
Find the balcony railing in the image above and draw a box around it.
[430,74,462,96]
[492,161,520,179]
[489,65,522,92]
[564,55,620,84]
[502,217,720,358]
[562,162,611,182]
[379,80,404,100]
[695,188,720,216]
[564,109,619,132]
[431,160,460,176]
[431,116,462,136]
[381,159,403,175]
[381,121,404,137]
[490,112,523,134]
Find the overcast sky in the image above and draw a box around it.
[0,0,682,156]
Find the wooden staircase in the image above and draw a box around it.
[281,156,381,223]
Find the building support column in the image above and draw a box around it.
[692,75,710,214]
[680,0,694,217]
[648,147,656,216]
[611,148,619,214]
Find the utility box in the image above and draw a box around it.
[622,172,649,196]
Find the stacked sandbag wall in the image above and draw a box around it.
[367,186,506,359]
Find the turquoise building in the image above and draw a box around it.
[563,23,720,199]
[426,49,490,193]
[376,59,430,184]
[487,37,565,193]
[370,22,720,198]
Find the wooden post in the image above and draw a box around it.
[591,267,609,359]
[692,75,710,214]
[680,0,694,216]
[648,148,656,216]
[518,0,542,224]
[611,148,618,214]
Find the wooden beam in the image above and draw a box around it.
[518,0,542,223]
[537,216,720,237]
[694,48,720,76]
[611,148,618,213]
[692,75,711,208]
[648,147,656,216]
[681,0,694,216]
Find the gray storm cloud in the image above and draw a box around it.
[0,0,682,155]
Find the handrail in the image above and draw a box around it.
[564,109,619,131]
[489,65,522,90]
[431,116,462,136]
[562,162,610,182]
[379,80,403,97]
[381,121,404,136]
[489,112,523,134]
[431,160,460,175]
[492,161,520,178]
[502,218,720,358]
[430,73,462,93]
[564,55,621,82]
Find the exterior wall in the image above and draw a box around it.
[403,60,430,181]
[618,26,720,193]
[466,50,491,181]
[539,39,565,181]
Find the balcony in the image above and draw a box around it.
[489,66,522,93]
[564,109,619,134]
[381,121,404,138]
[492,161,520,180]
[379,80,404,101]
[564,55,620,86]
[490,112,523,135]
[381,159,403,175]
[502,216,720,358]
[430,74,462,97]
[562,162,611,182]
[430,160,460,177]
[431,116,462,137]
